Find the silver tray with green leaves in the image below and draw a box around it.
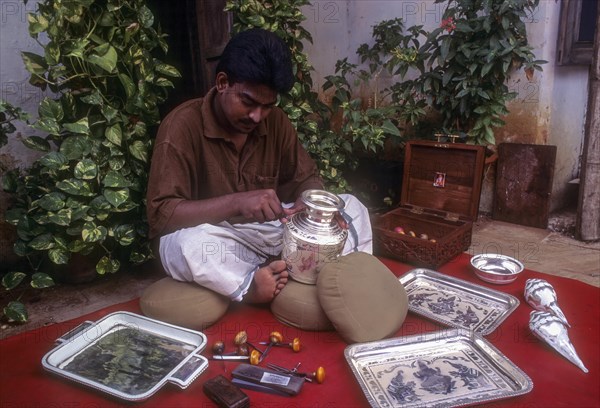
[345,328,533,408]
[42,311,209,401]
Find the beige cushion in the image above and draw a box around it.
[271,279,334,331]
[140,277,230,331]
[317,252,408,343]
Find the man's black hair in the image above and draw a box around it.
[215,28,294,94]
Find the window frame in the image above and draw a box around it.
[556,0,596,65]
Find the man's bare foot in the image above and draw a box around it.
[245,260,289,303]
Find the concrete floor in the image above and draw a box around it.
[1,213,598,340]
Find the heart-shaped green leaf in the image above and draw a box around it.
[81,221,107,243]
[4,301,28,322]
[2,272,27,290]
[31,272,55,288]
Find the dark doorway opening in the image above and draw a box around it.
[147,0,231,115]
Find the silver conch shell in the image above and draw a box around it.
[529,310,588,373]
[524,278,570,327]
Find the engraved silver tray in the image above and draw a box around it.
[399,269,519,335]
[42,311,209,401]
[345,329,533,408]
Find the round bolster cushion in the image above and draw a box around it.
[271,279,334,331]
[140,277,230,331]
[317,252,409,344]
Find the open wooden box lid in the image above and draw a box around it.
[400,140,486,222]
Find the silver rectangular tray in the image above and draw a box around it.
[345,329,533,408]
[399,269,519,335]
[42,311,209,401]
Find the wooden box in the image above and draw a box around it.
[372,140,486,268]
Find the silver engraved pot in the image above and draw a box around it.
[282,189,348,284]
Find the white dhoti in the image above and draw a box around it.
[159,194,372,301]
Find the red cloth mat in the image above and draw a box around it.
[1,253,598,407]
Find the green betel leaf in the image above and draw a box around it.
[129,140,148,162]
[81,221,107,243]
[40,152,68,169]
[155,62,181,77]
[48,208,72,226]
[2,272,27,290]
[133,121,147,137]
[56,179,95,196]
[68,239,89,253]
[81,90,103,105]
[60,135,92,160]
[63,118,90,134]
[118,73,136,99]
[28,233,56,250]
[129,249,149,264]
[64,38,90,58]
[102,170,130,188]
[74,159,98,179]
[109,156,125,171]
[32,213,51,225]
[39,97,64,121]
[90,195,112,210]
[13,241,31,257]
[38,192,66,211]
[32,118,60,135]
[27,12,49,36]
[114,224,136,246]
[155,77,174,88]
[22,136,51,152]
[247,15,266,27]
[110,201,137,213]
[138,5,154,28]
[21,52,47,75]
[70,205,90,221]
[31,272,55,288]
[53,236,68,249]
[101,105,119,122]
[96,256,120,275]
[4,301,28,323]
[2,172,18,194]
[105,123,122,146]
[103,188,130,208]
[87,44,118,73]
[45,41,61,65]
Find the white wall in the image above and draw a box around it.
[302,0,589,212]
[0,0,47,170]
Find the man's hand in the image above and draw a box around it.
[281,195,348,229]
[280,196,306,223]
[235,189,284,223]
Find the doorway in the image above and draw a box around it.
[147,0,231,114]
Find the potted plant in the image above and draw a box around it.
[2,0,179,321]
[413,0,545,145]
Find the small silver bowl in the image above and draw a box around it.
[470,254,524,284]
